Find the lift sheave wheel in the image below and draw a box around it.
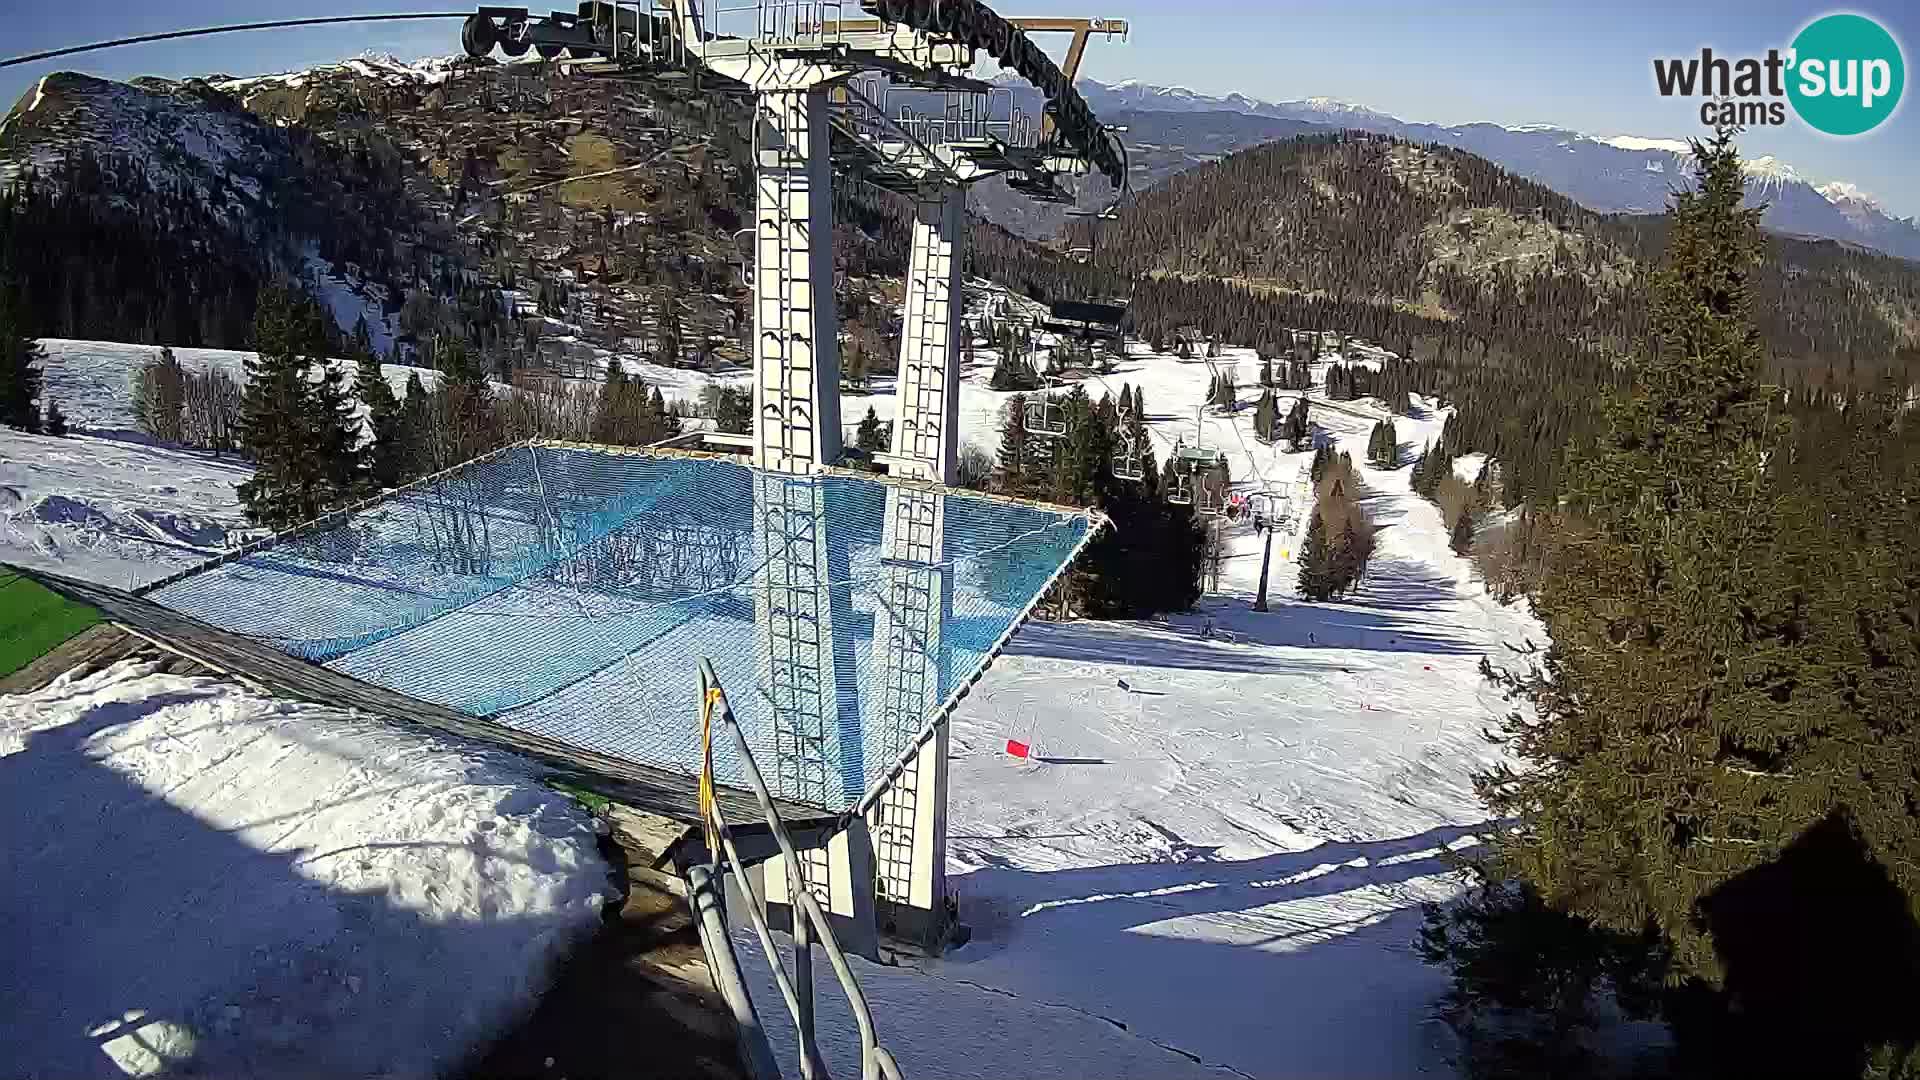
[460,13,497,57]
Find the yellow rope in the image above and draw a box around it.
[699,685,723,856]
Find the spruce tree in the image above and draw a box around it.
[237,284,364,528]
[856,405,887,452]
[591,362,631,444]
[1411,440,1433,493]
[1448,506,1474,555]
[42,398,67,437]
[136,347,187,444]
[0,281,44,433]
[998,394,1034,493]
[1297,507,1333,601]
[1253,387,1278,442]
[1478,127,1844,1026]
[356,344,406,488]
[1334,518,1366,594]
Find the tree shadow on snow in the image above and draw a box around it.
[1169,601,1485,657]
[931,823,1493,1078]
[1002,620,1369,676]
[0,687,602,1080]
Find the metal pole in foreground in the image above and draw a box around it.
[687,861,784,1080]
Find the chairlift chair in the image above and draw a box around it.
[1167,465,1194,506]
[1023,372,1069,438]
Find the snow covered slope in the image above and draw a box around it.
[13,295,1537,1076]
[0,659,610,1079]
[0,340,441,588]
[745,295,1539,1079]
[0,337,749,589]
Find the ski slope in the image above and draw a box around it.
[6,300,1537,1077]
[744,296,1538,1079]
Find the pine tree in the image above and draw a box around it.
[355,344,406,489]
[1253,387,1278,442]
[1411,440,1433,493]
[856,405,887,452]
[136,346,187,443]
[237,284,364,528]
[0,280,44,433]
[1310,445,1331,485]
[998,394,1034,493]
[1475,128,1870,1058]
[42,397,67,437]
[1259,354,1273,387]
[1448,506,1474,555]
[1297,507,1334,601]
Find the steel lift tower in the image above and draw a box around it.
[461,0,1127,955]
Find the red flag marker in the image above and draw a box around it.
[1005,739,1031,759]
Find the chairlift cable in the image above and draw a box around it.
[2,13,469,71]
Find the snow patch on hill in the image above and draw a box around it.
[1597,134,1692,154]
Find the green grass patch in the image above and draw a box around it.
[0,573,106,679]
[549,779,613,816]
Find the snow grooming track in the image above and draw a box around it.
[0,660,611,1080]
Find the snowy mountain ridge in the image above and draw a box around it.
[1071,76,1920,260]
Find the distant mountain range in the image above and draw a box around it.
[994,76,1920,261]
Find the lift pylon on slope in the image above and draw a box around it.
[460,0,1128,960]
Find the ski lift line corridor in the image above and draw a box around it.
[145,442,1100,814]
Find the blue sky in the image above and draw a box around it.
[4,1,1916,217]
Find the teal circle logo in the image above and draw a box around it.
[1787,13,1905,136]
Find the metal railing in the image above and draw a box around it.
[691,658,905,1080]
[837,76,1037,152]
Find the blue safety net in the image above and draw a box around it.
[147,443,1096,811]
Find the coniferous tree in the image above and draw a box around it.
[591,362,632,444]
[136,347,187,444]
[42,398,67,437]
[398,370,432,479]
[237,284,364,528]
[1459,129,1920,1073]
[997,394,1035,493]
[1253,387,1278,442]
[856,405,887,452]
[0,281,43,432]
[1334,518,1367,594]
[1297,507,1334,601]
[1449,506,1474,555]
[355,344,406,488]
[1281,396,1311,449]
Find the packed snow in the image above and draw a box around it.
[0,660,611,1079]
[0,337,743,587]
[739,291,1540,1079]
[0,339,439,589]
[9,285,1540,1077]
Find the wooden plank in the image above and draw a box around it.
[15,567,839,834]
